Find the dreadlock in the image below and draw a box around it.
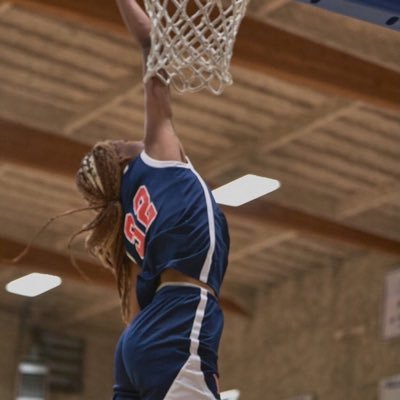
[75,141,132,324]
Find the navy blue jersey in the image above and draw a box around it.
[120,151,230,309]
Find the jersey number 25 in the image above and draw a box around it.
[124,186,157,259]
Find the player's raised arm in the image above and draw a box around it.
[116,0,151,54]
[116,0,186,162]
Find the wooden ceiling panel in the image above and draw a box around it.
[211,158,340,218]
[5,6,136,65]
[344,106,400,136]
[335,123,400,162]
[72,119,141,145]
[269,169,343,204]
[0,212,83,255]
[287,141,388,187]
[201,97,356,184]
[0,41,108,95]
[0,165,81,205]
[293,140,395,186]
[294,237,360,259]
[260,152,358,194]
[94,114,142,139]
[261,1,400,72]
[105,103,144,128]
[0,164,86,251]
[174,100,261,142]
[0,87,75,132]
[345,209,400,242]
[335,182,400,220]
[218,81,319,127]
[0,75,80,112]
[364,107,400,130]
[334,118,400,157]
[269,147,372,193]
[0,22,129,85]
[174,90,276,137]
[0,4,142,134]
[231,66,328,110]
[308,129,399,182]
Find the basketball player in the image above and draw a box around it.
[75,1,230,399]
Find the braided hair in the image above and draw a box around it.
[76,141,132,323]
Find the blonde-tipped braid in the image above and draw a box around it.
[76,141,132,324]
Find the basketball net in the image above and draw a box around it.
[143,0,249,95]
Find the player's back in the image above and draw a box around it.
[121,150,230,308]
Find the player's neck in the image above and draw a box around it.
[113,140,144,169]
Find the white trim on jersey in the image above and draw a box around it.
[164,289,217,400]
[191,168,216,283]
[157,282,216,297]
[141,150,191,169]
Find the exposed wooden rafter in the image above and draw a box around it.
[257,0,291,15]
[10,0,400,111]
[64,70,142,135]
[0,236,249,317]
[2,118,400,256]
[204,98,356,179]
[228,201,400,257]
[229,231,298,264]
[0,119,90,175]
[335,181,400,219]
[0,236,114,286]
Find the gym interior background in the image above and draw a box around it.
[0,0,399,399]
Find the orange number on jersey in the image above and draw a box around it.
[124,213,146,259]
[124,186,157,259]
[134,186,157,230]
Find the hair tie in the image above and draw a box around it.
[80,153,105,194]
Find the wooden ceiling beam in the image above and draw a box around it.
[223,201,400,257]
[335,181,400,219]
[0,236,114,286]
[204,97,355,179]
[229,231,298,263]
[10,0,400,111]
[64,70,143,135]
[2,118,400,256]
[257,0,292,15]
[235,20,400,112]
[0,119,91,176]
[0,236,248,316]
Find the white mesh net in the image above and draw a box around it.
[143,0,249,95]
